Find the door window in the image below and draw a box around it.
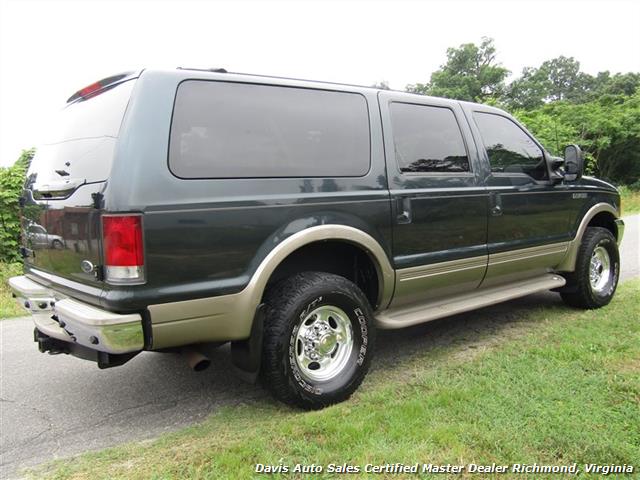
[473,112,547,181]
[389,103,469,174]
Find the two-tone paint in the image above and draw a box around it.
[19,69,623,352]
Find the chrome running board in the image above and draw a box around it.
[376,273,566,329]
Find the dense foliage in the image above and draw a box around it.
[514,92,640,183]
[408,38,640,186]
[0,149,34,262]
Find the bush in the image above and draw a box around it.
[0,149,34,263]
[0,261,24,318]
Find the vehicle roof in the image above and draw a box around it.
[141,67,505,114]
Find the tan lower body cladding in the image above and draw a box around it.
[378,241,568,329]
[148,241,568,347]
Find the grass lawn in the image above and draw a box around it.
[620,186,640,215]
[0,262,24,319]
[29,279,640,479]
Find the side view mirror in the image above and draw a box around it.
[563,144,584,182]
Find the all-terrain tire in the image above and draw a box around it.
[261,272,375,410]
[560,227,620,309]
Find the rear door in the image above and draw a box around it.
[379,92,488,307]
[23,76,137,286]
[463,106,573,287]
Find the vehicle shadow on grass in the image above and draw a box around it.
[373,290,565,372]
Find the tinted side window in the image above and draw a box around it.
[169,81,370,178]
[389,102,469,174]
[473,112,547,181]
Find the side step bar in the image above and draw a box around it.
[376,273,566,329]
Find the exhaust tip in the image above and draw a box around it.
[182,348,211,372]
[193,358,211,372]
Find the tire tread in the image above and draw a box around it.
[560,227,619,309]
[261,272,374,409]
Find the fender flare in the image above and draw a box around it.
[556,202,620,272]
[247,224,395,310]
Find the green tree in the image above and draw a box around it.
[506,57,640,109]
[408,37,509,102]
[542,56,587,102]
[507,56,594,108]
[506,66,550,109]
[514,91,640,184]
[0,149,34,263]
[596,72,640,97]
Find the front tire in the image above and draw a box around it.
[560,227,620,309]
[261,272,375,410]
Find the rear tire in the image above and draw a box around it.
[261,272,375,410]
[560,227,619,309]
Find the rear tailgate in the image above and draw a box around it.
[23,75,137,288]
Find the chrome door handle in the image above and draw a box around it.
[490,191,503,217]
[396,197,412,224]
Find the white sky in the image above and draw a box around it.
[1,0,639,166]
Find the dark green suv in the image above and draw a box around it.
[9,69,624,409]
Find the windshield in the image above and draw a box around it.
[27,79,136,190]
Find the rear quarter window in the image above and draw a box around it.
[168,81,371,178]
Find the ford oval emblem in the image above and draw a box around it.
[81,260,94,274]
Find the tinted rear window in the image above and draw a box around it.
[27,80,135,189]
[169,81,370,178]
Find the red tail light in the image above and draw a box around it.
[102,214,145,284]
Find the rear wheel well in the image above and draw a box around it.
[265,241,380,309]
[587,212,618,241]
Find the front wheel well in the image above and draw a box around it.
[587,211,618,241]
[264,241,380,309]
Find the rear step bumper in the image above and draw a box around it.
[9,275,144,355]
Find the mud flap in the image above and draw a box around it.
[231,304,265,383]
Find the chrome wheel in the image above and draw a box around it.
[293,305,354,382]
[589,246,611,293]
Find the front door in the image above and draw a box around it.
[379,92,489,307]
[462,106,573,287]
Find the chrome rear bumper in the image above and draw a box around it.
[8,275,144,354]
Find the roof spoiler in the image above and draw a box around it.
[66,71,137,104]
